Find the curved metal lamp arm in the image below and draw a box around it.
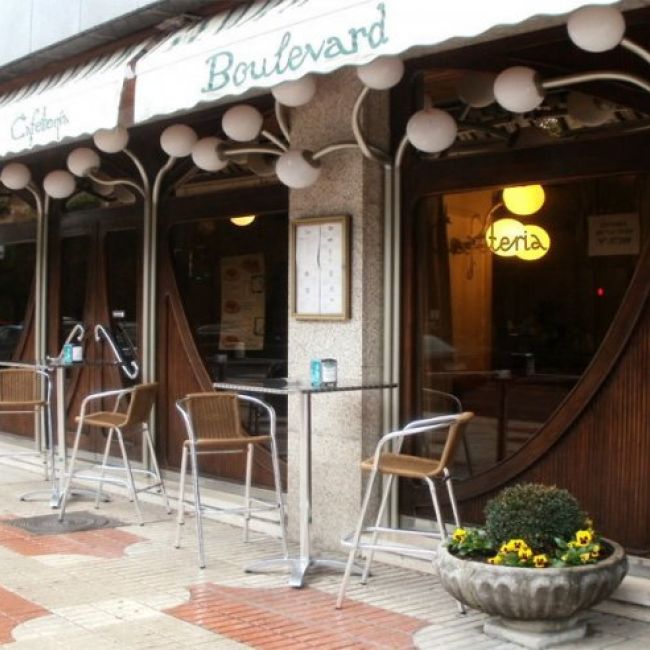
[87,171,145,198]
[621,38,650,66]
[222,144,283,158]
[351,86,391,164]
[543,70,650,94]
[313,141,389,162]
[123,148,151,196]
[261,129,288,151]
[275,101,291,143]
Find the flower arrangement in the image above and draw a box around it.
[448,483,605,569]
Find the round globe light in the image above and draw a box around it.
[272,75,317,107]
[517,224,551,261]
[160,124,198,158]
[230,215,256,226]
[567,91,613,127]
[567,6,625,53]
[275,149,321,189]
[43,170,76,199]
[222,104,263,142]
[457,71,496,108]
[406,108,458,153]
[494,66,545,113]
[67,147,101,177]
[191,137,228,172]
[0,162,31,190]
[93,126,129,153]
[485,218,526,257]
[502,184,545,216]
[357,56,404,90]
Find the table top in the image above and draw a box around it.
[213,377,397,396]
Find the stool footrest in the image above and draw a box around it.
[341,526,442,559]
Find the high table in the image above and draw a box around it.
[213,377,396,588]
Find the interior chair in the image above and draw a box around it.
[58,382,171,524]
[336,411,474,609]
[175,391,287,569]
[0,363,53,481]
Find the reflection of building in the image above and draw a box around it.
[0,1,649,563]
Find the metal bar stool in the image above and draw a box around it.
[0,362,53,483]
[336,411,474,609]
[175,392,287,569]
[58,382,171,524]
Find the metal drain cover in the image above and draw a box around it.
[4,511,124,535]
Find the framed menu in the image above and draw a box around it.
[291,215,350,320]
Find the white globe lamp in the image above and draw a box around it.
[67,147,100,177]
[1,163,31,190]
[160,124,198,158]
[272,75,317,107]
[222,105,263,142]
[93,126,129,153]
[567,6,625,53]
[567,92,613,127]
[357,56,404,90]
[191,137,228,172]
[275,149,321,189]
[43,170,76,199]
[494,66,545,113]
[457,71,496,108]
[406,108,457,153]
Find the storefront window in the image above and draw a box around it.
[409,174,647,488]
[0,242,35,360]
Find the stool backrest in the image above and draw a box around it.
[0,368,41,404]
[185,392,244,441]
[438,411,474,470]
[123,383,158,427]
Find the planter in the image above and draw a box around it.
[437,540,627,649]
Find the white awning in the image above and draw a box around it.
[0,42,146,159]
[133,0,617,124]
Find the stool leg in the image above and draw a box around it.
[269,436,288,557]
[243,443,253,542]
[336,467,379,609]
[58,418,85,521]
[115,428,144,525]
[361,473,395,584]
[95,428,114,509]
[189,442,206,568]
[175,444,189,549]
[144,425,171,514]
[444,469,462,528]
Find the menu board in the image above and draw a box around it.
[219,254,265,351]
[292,216,350,320]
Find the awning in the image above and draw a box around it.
[133,0,616,124]
[0,42,147,159]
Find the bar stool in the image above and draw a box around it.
[336,411,474,609]
[58,382,171,524]
[175,392,287,569]
[0,363,53,481]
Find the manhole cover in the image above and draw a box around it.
[4,511,125,535]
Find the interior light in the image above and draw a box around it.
[230,215,256,227]
[502,184,545,216]
[516,224,551,261]
[486,218,550,260]
[596,287,605,297]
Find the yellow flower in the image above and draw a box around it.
[580,552,591,563]
[561,553,569,562]
[452,528,467,543]
[488,555,503,565]
[506,539,528,552]
[575,530,593,546]
[567,541,577,548]
[590,544,601,559]
[518,547,533,561]
[533,554,549,568]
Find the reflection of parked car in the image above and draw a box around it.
[0,324,22,360]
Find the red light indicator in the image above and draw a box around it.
[596,287,605,297]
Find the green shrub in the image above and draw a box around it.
[484,483,586,553]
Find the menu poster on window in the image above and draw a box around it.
[588,213,640,256]
[219,254,265,351]
[292,215,350,320]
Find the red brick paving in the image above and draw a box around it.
[0,586,48,643]
[166,583,425,649]
[0,520,143,558]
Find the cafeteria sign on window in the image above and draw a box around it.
[219,254,265,351]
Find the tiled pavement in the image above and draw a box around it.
[0,457,648,648]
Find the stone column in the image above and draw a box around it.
[287,68,389,551]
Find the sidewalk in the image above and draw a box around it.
[0,454,648,649]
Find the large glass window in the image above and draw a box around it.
[408,174,647,495]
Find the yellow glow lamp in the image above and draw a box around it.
[502,184,545,216]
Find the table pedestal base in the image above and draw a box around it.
[20,487,111,509]
[245,556,364,588]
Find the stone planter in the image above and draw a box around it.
[437,540,627,649]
